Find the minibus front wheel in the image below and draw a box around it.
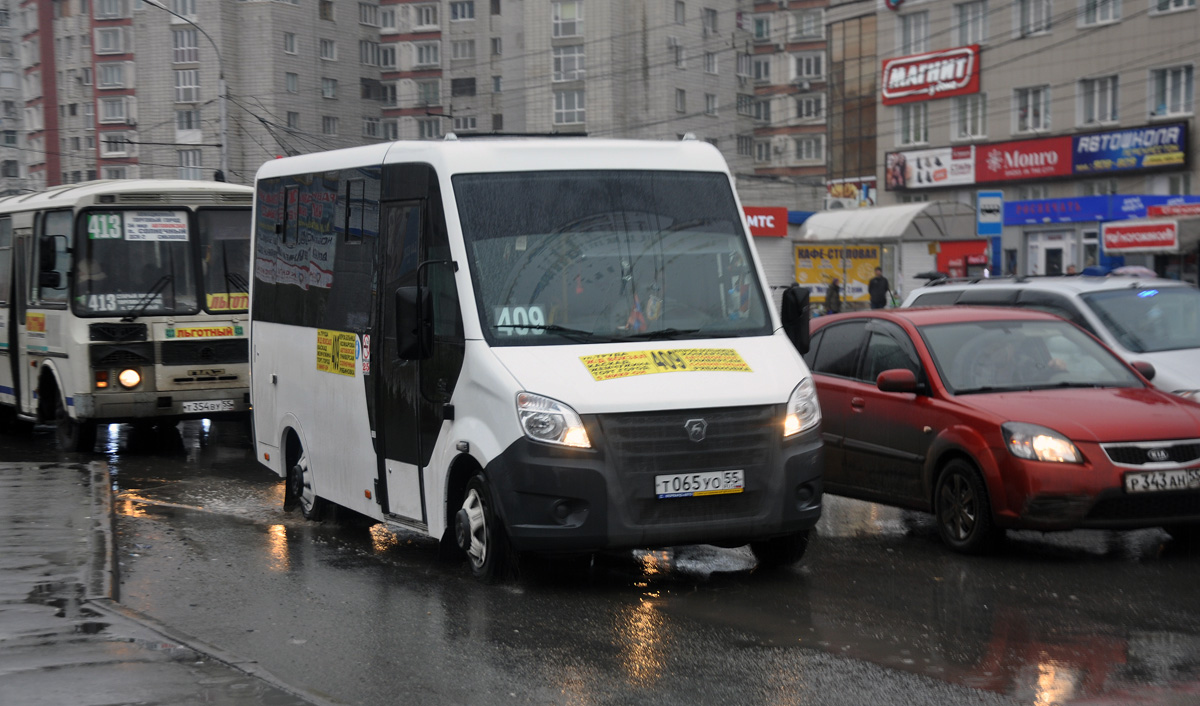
[455,473,512,582]
[749,530,810,568]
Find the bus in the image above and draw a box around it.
[0,180,254,451]
[250,136,824,581]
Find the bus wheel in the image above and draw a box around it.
[750,530,810,568]
[289,446,326,521]
[455,473,510,582]
[54,392,96,453]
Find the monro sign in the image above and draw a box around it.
[881,45,981,106]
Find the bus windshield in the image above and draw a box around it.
[198,209,251,313]
[454,170,771,346]
[72,209,198,317]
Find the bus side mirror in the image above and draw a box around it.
[780,285,811,355]
[395,285,434,360]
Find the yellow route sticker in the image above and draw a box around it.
[316,328,358,377]
[580,348,752,381]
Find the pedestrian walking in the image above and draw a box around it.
[826,277,842,314]
[868,267,891,309]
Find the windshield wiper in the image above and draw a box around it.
[619,327,702,341]
[121,274,173,323]
[491,324,616,343]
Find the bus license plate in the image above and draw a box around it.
[182,399,236,414]
[655,470,744,499]
[1124,468,1200,493]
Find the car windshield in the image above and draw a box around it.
[919,319,1143,394]
[198,209,251,313]
[454,170,771,346]
[1080,286,1200,353]
[72,209,198,317]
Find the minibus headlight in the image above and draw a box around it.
[1002,422,1081,464]
[784,377,821,437]
[118,368,142,389]
[516,392,591,449]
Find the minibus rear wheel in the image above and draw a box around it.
[288,439,327,521]
[456,473,511,582]
[750,530,810,568]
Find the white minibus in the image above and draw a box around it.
[250,136,823,580]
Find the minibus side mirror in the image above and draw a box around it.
[395,285,434,360]
[780,285,811,355]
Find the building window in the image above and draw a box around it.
[675,1,686,24]
[755,141,771,163]
[1151,65,1194,116]
[176,109,199,130]
[1168,173,1192,194]
[752,56,770,82]
[898,103,928,144]
[2,130,15,146]
[322,116,338,135]
[1016,85,1051,131]
[737,94,754,116]
[491,0,501,14]
[955,1,987,45]
[96,28,125,54]
[1083,0,1120,24]
[797,94,824,120]
[287,112,300,129]
[415,42,440,67]
[737,135,754,156]
[795,136,824,162]
[451,77,476,97]
[363,116,381,137]
[553,45,585,81]
[554,89,585,124]
[1155,0,1195,12]
[450,1,475,20]
[753,98,771,122]
[737,53,752,78]
[99,97,126,123]
[795,53,823,79]
[492,113,504,131]
[1079,178,1118,195]
[173,29,198,63]
[417,79,440,105]
[82,68,92,86]
[792,10,822,39]
[178,149,201,180]
[453,116,477,131]
[492,75,502,92]
[491,37,502,55]
[552,1,582,38]
[953,93,987,138]
[322,78,338,98]
[170,0,196,17]
[675,88,686,113]
[705,93,717,116]
[414,4,438,28]
[359,2,379,25]
[384,120,399,140]
[319,0,334,21]
[417,118,441,139]
[704,52,717,74]
[96,0,125,19]
[381,46,396,68]
[1018,184,1048,199]
[451,40,475,60]
[381,7,395,29]
[98,63,125,88]
[899,12,929,54]
[175,69,200,102]
[753,16,771,41]
[320,39,337,60]
[703,8,719,35]
[104,167,127,179]
[360,41,380,65]
[1079,76,1117,124]
[285,72,299,93]
[101,133,127,156]
[1018,0,1051,35]
[673,41,686,68]
[0,160,17,177]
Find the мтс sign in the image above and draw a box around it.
[881,45,981,106]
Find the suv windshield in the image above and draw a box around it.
[198,209,251,313]
[920,319,1142,394]
[73,209,197,317]
[454,170,771,346]
[1081,286,1200,353]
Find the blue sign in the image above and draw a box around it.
[976,190,1004,236]
[1073,122,1188,176]
[1004,194,1200,226]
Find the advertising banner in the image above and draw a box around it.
[794,243,880,304]
[884,146,974,190]
[1074,123,1187,176]
[825,178,877,209]
[1102,220,1179,253]
[976,137,1073,183]
[881,46,981,106]
[1148,203,1200,217]
[742,206,789,237]
[1005,195,1200,225]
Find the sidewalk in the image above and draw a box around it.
[0,460,324,706]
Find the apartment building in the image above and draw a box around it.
[0,5,20,194]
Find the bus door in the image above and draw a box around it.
[0,218,14,409]
[10,228,31,415]
[376,200,464,526]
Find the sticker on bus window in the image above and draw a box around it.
[316,328,358,377]
[166,325,242,339]
[124,211,190,242]
[87,213,124,239]
[580,348,752,382]
[206,292,249,311]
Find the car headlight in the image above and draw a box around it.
[516,392,591,448]
[1002,422,1080,464]
[784,377,821,437]
[1173,389,1200,401]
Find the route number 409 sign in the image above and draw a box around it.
[494,306,546,335]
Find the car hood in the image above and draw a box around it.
[1133,348,1200,395]
[960,386,1200,443]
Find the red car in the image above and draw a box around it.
[803,306,1200,553]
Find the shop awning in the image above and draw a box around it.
[798,201,980,242]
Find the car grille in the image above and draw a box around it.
[596,405,778,526]
[161,339,249,366]
[1101,440,1200,468]
[1086,491,1200,522]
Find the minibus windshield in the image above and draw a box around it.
[1081,285,1200,353]
[454,170,771,346]
[72,209,199,317]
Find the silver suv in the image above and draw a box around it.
[902,275,1200,400]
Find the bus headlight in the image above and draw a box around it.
[516,392,591,448]
[784,377,821,437]
[118,368,142,389]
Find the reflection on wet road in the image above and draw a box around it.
[77,421,1200,705]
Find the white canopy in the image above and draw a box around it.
[799,201,979,242]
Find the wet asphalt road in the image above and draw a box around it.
[6,421,1200,706]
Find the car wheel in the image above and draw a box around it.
[455,473,511,582]
[54,390,96,453]
[289,444,326,521]
[1164,524,1200,547]
[934,459,1000,554]
[750,530,811,568]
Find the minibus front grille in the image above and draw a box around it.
[89,323,148,342]
[161,339,249,366]
[90,342,154,366]
[597,405,777,525]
